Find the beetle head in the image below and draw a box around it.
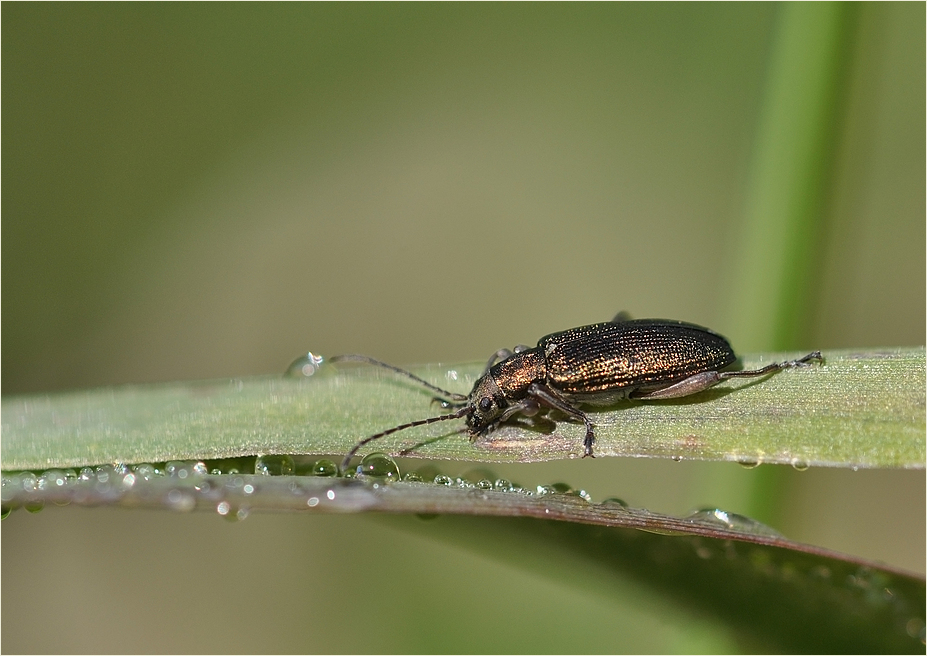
[466,373,507,434]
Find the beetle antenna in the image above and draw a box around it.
[329,354,468,402]
[340,406,472,473]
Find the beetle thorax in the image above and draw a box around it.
[492,348,546,396]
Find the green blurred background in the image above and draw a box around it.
[3,4,924,652]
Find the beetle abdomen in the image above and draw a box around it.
[541,320,736,394]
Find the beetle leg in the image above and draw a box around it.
[525,383,597,457]
[633,371,724,399]
[718,351,824,379]
[498,398,541,422]
[636,351,824,400]
[484,348,514,372]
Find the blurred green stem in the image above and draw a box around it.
[716,4,856,525]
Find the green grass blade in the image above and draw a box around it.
[2,348,922,471]
[2,471,922,653]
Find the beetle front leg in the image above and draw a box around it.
[525,383,597,457]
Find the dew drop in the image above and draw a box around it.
[537,481,591,501]
[165,461,191,479]
[688,508,782,538]
[285,351,325,377]
[737,457,761,469]
[255,455,296,476]
[0,505,12,519]
[690,508,733,527]
[790,458,809,471]
[20,472,38,492]
[192,461,208,476]
[476,479,493,490]
[24,498,45,514]
[402,472,424,483]
[94,465,115,484]
[356,453,400,481]
[78,467,94,482]
[601,497,629,508]
[133,464,157,481]
[493,479,514,492]
[433,474,453,486]
[38,470,68,491]
[0,476,16,504]
[461,468,497,486]
[311,459,338,477]
[572,489,592,502]
[411,465,440,482]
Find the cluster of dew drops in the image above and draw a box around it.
[0,452,629,522]
[2,452,812,536]
[0,451,808,541]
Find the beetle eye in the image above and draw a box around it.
[479,397,493,411]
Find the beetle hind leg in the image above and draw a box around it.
[635,351,824,400]
[633,371,724,400]
[719,351,823,379]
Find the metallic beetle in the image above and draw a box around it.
[334,314,822,470]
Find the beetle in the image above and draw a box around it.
[334,314,823,471]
